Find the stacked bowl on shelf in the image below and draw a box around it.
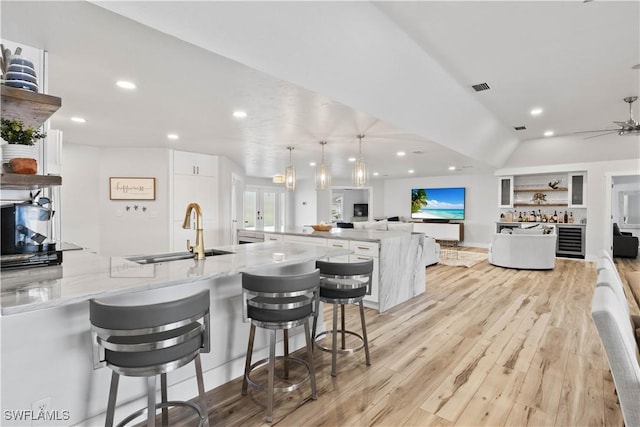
[2,55,38,92]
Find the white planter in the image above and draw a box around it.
[1,144,38,163]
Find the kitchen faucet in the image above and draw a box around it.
[182,202,205,260]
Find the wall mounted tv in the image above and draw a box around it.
[411,187,465,220]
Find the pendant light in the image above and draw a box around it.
[284,146,296,191]
[315,140,331,190]
[352,134,367,187]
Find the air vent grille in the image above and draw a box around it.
[472,82,490,92]
[514,126,527,131]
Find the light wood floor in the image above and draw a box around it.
[169,250,640,426]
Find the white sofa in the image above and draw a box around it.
[592,254,640,426]
[488,227,557,269]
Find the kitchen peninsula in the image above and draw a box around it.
[261,227,427,312]
[0,242,350,426]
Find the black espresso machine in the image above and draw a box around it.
[1,196,62,270]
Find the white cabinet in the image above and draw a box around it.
[171,151,219,251]
[326,239,350,262]
[263,233,283,242]
[413,222,463,242]
[498,176,514,208]
[568,173,587,208]
[349,240,380,304]
[174,151,218,176]
[283,235,328,247]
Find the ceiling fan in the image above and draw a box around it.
[574,96,640,139]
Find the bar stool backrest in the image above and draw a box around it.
[316,259,373,295]
[90,289,210,376]
[241,269,320,327]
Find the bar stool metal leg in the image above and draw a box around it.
[304,321,318,399]
[242,324,256,395]
[106,372,119,427]
[146,376,156,427]
[195,354,210,427]
[341,304,346,350]
[267,329,277,423]
[283,330,290,379]
[160,374,168,426]
[331,303,339,377]
[359,300,371,366]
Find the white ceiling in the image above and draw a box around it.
[1,1,638,181]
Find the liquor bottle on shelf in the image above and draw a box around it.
[542,211,548,223]
[552,211,558,223]
[518,212,523,222]
[537,209,542,222]
[568,212,574,223]
[563,211,569,223]
[529,211,536,222]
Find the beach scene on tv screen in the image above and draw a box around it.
[411,187,465,220]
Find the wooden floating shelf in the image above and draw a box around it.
[514,188,568,192]
[1,86,62,129]
[514,203,568,207]
[0,173,62,190]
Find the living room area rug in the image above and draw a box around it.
[439,250,487,268]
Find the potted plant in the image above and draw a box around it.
[1,118,47,173]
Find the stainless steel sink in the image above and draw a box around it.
[127,249,234,264]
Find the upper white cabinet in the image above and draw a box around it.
[568,173,587,208]
[174,151,218,176]
[171,151,219,251]
[498,176,514,208]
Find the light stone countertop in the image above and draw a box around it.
[258,227,418,241]
[0,241,351,315]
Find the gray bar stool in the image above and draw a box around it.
[312,259,373,377]
[90,289,211,427]
[241,269,319,423]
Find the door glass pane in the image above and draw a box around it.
[263,192,276,231]
[500,178,511,206]
[244,191,257,229]
[571,175,584,205]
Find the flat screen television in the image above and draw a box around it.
[353,203,368,218]
[411,187,465,220]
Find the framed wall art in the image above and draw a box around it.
[109,177,156,200]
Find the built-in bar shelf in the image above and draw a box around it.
[513,188,568,193]
[0,173,61,189]
[1,86,62,129]
[514,203,568,207]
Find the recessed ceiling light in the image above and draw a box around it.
[116,80,136,90]
[309,162,316,167]
[373,172,379,176]
[71,117,86,123]
[448,166,456,171]
[348,157,356,162]
[530,108,543,116]
[544,130,554,137]
[167,133,179,140]
[233,111,247,118]
[397,151,406,157]
[408,169,415,174]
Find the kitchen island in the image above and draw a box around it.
[0,242,350,426]
[260,227,427,312]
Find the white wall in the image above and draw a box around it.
[97,148,170,256]
[61,144,101,252]
[382,173,497,247]
[293,179,316,227]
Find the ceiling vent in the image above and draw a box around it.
[471,82,491,92]
[514,126,527,131]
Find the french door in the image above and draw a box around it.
[244,186,286,231]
